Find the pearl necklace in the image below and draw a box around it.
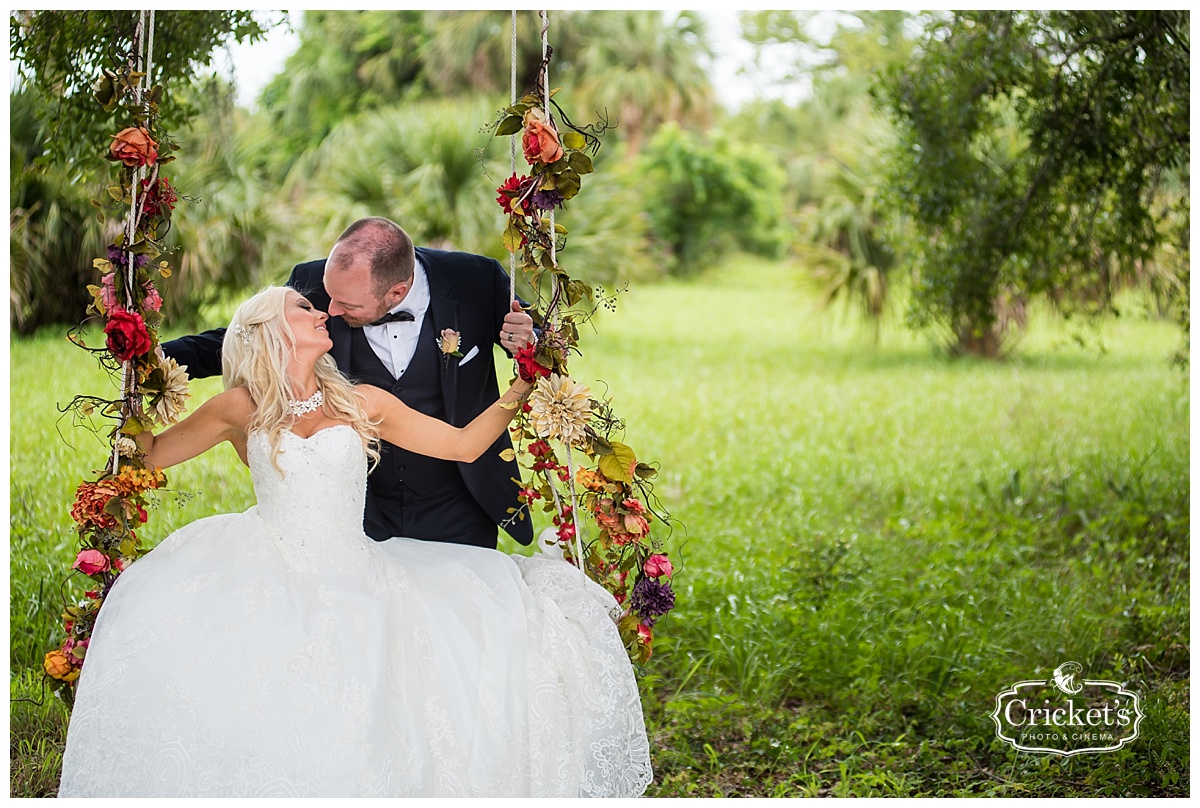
[286,389,323,417]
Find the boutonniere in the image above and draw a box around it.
[437,328,463,370]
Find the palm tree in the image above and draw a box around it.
[9,90,107,335]
[793,101,900,343]
[571,11,715,159]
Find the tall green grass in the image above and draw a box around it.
[9,256,1188,796]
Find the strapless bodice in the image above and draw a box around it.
[247,425,371,566]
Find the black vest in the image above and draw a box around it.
[346,318,496,546]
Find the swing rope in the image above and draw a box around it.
[113,10,156,476]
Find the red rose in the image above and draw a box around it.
[104,309,152,362]
[515,345,552,382]
[109,127,158,167]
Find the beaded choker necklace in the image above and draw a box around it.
[286,389,323,417]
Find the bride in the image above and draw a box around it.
[57,286,652,797]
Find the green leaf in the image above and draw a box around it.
[561,131,586,150]
[635,463,659,480]
[591,435,614,456]
[598,442,637,483]
[496,115,523,136]
[568,151,593,175]
[557,170,581,200]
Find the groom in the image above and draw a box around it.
[162,216,536,549]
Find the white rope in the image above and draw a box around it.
[113,9,155,475]
[508,9,517,304]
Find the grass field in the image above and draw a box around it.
[9,256,1189,796]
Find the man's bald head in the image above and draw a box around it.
[326,217,415,298]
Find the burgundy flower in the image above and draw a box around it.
[140,176,177,218]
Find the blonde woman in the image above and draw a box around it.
[58,287,652,798]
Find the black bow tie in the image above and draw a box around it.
[368,309,415,327]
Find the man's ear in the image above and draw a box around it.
[384,281,411,305]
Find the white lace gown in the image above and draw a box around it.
[58,426,652,797]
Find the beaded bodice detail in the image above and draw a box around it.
[247,425,370,565]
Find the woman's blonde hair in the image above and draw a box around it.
[221,286,380,471]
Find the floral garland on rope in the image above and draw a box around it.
[491,20,676,665]
[43,12,191,704]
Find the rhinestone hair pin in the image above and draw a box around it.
[233,324,255,345]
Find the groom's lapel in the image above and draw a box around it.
[423,254,460,421]
[329,316,353,371]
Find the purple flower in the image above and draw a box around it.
[107,246,149,271]
[630,576,675,624]
[532,189,564,211]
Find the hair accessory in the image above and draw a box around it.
[285,389,324,417]
[233,323,255,345]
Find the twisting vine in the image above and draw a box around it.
[43,11,192,705]
[489,12,675,665]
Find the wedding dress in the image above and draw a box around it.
[58,425,652,797]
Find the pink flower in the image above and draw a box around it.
[636,622,653,643]
[100,274,122,313]
[142,281,163,312]
[622,498,646,514]
[73,549,111,576]
[643,554,673,578]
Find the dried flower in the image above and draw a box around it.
[528,373,592,448]
[145,355,191,425]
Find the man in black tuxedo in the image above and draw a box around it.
[162,216,535,549]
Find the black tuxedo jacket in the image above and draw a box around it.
[161,247,533,548]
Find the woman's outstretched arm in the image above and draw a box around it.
[136,388,254,469]
[359,379,532,463]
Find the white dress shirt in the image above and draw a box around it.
[362,259,430,379]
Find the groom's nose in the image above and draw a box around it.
[327,300,345,317]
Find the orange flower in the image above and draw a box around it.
[70,481,120,529]
[522,108,564,165]
[576,468,609,492]
[113,466,166,495]
[43,649,81,683]
[109,126,158,167]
